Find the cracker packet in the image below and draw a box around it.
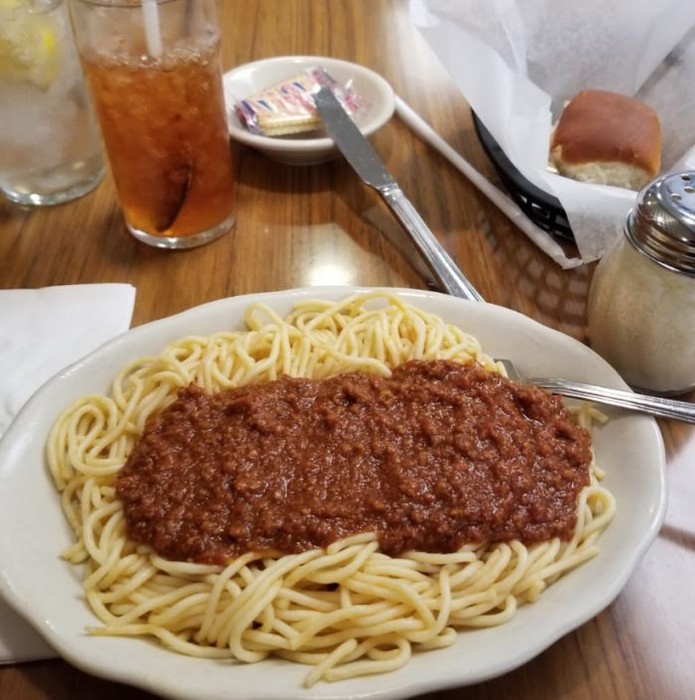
[235,66,364,137]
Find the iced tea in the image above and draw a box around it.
[69,0,235,249]
[81,43,234,245]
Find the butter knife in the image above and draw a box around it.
[313,86,484,302]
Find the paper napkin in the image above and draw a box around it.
[0,283,136,664]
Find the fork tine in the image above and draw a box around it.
[495,358,521,381]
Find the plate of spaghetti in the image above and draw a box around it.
[0,287,666,700]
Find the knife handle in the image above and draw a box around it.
[380,185,484,302]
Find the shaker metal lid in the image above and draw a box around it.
[626,171,695,275]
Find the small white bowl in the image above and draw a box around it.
[223,55,395,166]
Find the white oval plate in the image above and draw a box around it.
[0,287,666,700]
[223,56,395,165]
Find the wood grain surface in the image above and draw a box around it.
[1,1,693,699]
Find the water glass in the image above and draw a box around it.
[0,0,104,206]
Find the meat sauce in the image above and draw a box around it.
[116,360,592,564]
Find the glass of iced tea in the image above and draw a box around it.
[68,0,235,249]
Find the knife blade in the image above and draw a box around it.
[312,86,483,302]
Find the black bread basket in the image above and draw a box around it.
[472,112,574,241]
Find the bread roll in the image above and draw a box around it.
[549,90,661,190]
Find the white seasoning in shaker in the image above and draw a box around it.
[587,171,695,395]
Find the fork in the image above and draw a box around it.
[497,358,695,424]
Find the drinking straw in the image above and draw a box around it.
[142,0,163,58]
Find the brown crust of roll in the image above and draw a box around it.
[550,90,661,182]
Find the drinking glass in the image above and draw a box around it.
[0,0,104,206]
[69,0,236,249]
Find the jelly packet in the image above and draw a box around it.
[235,67,364,137]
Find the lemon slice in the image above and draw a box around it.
[0,1,59,89]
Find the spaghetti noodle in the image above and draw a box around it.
[47,292,615,686]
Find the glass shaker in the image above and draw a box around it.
[587,171,695,395]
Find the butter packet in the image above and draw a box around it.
[235,66,364,137]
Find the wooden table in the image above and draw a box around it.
[1,1,693,698]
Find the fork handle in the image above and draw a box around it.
[379,184,484,302]
[534,378,695,423]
